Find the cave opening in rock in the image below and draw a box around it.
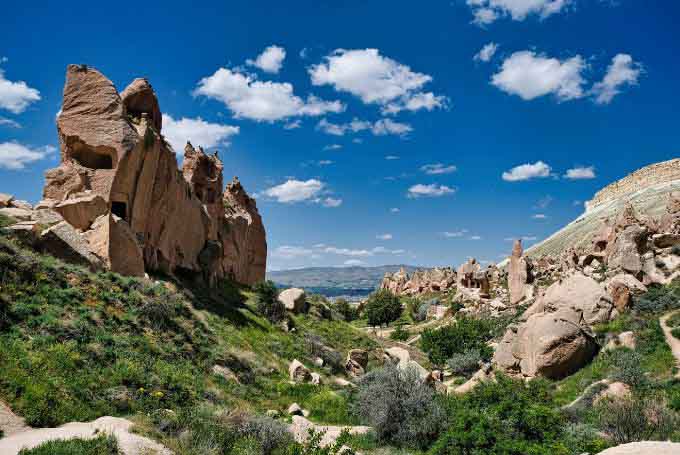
[71,144,115,169]
[111,201,127,221]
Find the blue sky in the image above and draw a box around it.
[1,1,679,271]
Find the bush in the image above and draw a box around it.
[353,364,444,449]
[18,434,119,455]
[363,290,402,327]
[446,348,483,377]
[389,324,410,342]
[634,281,680,314]
[237,414,294,454]
[430,375,593,455]
[253,280,285,323]
[596,395,679,445]
[286,429,355,454]
[608,349,648,389]
[332,298,358,322]
[667,312,680,328]
[420,317,494,366]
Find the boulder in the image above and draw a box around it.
[4,221,40,245]
[605,331,636,351]
[289,359,312,383]
[652,233,680,249]
[385,347,429,379]
[607,224,647,275]
[310,372,322,385]
[606,274,647,312]
[494,309,599,379]
[279,288,307,313]
[39,221,103,269]
[0,193,13,207]
[596,442,680,455]
[0,207,32,221]
[347,349,368,369]
[287,403,304,416]
[538,273,614,325]
[31,209,64,226]
[54,193,108,231]
[11,200,33,210]
[85,214,145,277]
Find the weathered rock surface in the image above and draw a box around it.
[606,274,647,312]
[596,442,680,455]
[494,309,599,379]
[606,224,648,275]
[289,359,312,383]
[380,266,456,296]
[85,214,145,277]
[40,221,103,269]
[279,288,307,313]
[38,65,266,285]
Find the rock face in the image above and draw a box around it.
[380,266,456,296]
[508,240,532,305]
[38,65,266,285]
[535,273,614,326]
[494,309,598,379]
[596,442,680,455]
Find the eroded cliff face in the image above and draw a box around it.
[41,64,266,285]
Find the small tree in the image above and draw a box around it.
[363,290,402,327]
[596,395,679,445]
[332,298,358,322]
[420,317,494,366]
[253,280,285,323]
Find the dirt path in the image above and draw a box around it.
[660,310,680,379]
[0,415,171,455]
[0,401,29,437]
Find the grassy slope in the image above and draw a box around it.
[0,229,376,429]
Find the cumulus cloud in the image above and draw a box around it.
[592,54,642,104]
[322,197,343,207]
[0,117,21,128]
[467,0,572,25]
[271,245,317,259]
[194,67,344,122]
[474,42,499,62]
[443,229,468,238]
[376,233,393,240]
[0,142,55,170]
[502,161,552,182]
[492,51,586,101]
[316,117,412,137]
[564,165,596,179]
[283,120,302,130]
[469,235,482,240]
[0,68,41,114]
[407,183,456,198]
[309,48,446,113]
[162,114,239,154]
[421,163,457,175]
[532,214,548,219]
[262,179,324,203]
[385,155,400,160]
[247,45,286,73]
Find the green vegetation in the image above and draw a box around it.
[363,290,402,327]
[18,434,119,455]
[253,280,285,323]
[0,213,15,228]
[389,324,410,341]
[331,298,358,322]
[420,317,495,366]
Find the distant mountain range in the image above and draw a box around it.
[267,265,420,297]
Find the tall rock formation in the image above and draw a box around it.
[40,65,266,285]
[508,240,532,305]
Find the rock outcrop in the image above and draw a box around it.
[380,266,456,296]
[31,65,266,285]
[508,240,532,305]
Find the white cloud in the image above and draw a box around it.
[421,163,457,175]
[316,117,412,137]
[469,235,482,240]
[407,183,456,198]
[322,197,342,208]
[283,119,302,130]
[309,48,446,112]
[467,0,572,25]
[592,54,642,104]
[323,144,342,151]
[564,165,596,179]
[194,67,344,122]
[390,207,400,213]
[0,68,41,114]
[318,160,334,166]
[162,114,239,154]
[0,142,55,170]
[532,213,548,219]
[246,45,286,73]
[474,42,499,62]
[535,195,553,209]
[0,117,21,128]
[385,155,400,160]
[502,161,552,182]
[492,51,586,101]
[377,233,393,240]
[271,245,317,259]
[443,229,468,238]
[344,259,366,266]
[262,179,324,203]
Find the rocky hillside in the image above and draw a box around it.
[526,159,680,258]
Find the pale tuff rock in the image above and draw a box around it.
[534,273,614,326]
[0,193,14,208]
[40,221,103,270]
[278,288,308,313]
[385,347,429,379]
[604,331,636,351]
[508,239,533,305]
[596,441,680,455]
[606,274,647,313]
[345,349,369,377]
[380,266,456,296]
[33,65,265,285]
[288,415,370,448]
[289,359,312,383]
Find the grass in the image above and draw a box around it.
[0,213,16,228]
[18,434,119,455]
[0,231,375,429]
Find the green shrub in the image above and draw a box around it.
[18,434,119,455]
[304,390,355,425]
[608,349,648,389]
[389,324,410,342]
[253,280,285,323]
[286,429,355,454]
[332,298,358,322]
[446,348,483,377]
[667,312,680,328]
[596,395,679,445]
[420,317,494,366]
[363,290,402,327]
[353,364,444,449]
[236,414,294,454]
[634,281,680,314]
[430,375,600,455]
[672,327,680,340]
